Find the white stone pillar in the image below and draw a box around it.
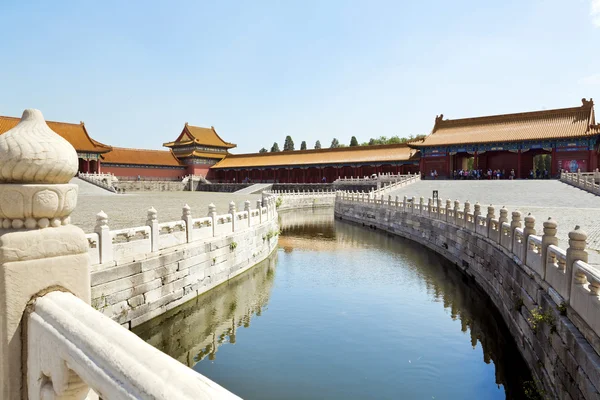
[486,205,495,238]
[566,226,588,304]
[229,201,236,232]
[522,214,536,263]
[403,196,407,211]
[147,207,159,252]
[445,199,451,222]
[427,198,432,217]
[182,204,193,243]
[245,200,251,227]
[257,200,263,223]
[541,218,558,280]
[95,210,113,264]
[464,200,471,227]
[395,196,400,208]
[208,203,217,236]
[454,200,461,225]
[0,109,91,399]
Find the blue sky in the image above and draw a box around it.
[1,0,599,153]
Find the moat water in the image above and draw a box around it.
[133,209,532,399]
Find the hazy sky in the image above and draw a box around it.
[1,0,599,154]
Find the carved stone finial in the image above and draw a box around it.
[0,109,80,230]
[543,217,557,237]
[486,205,495,219]
[147,207,157,222]
[569,225,588,242]
[95,210,108,229]
[182,204,191,217]
[0,109,78,184]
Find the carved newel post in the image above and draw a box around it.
[182,204,192,243]
[486,205,495,238]
[566,226,588,303]
[245,200,251,227]
[0,109,91,399]
[522,214,536,262]
[229,201,236,232]
[257,200,263,223]
[208,203,217,236]
[445,199,452,222]
[147,207,159,252]
[541,218,558,280]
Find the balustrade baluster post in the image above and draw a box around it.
[454,200,460,225]
[419,197,424,215]
[540,218,558,280]
[182,204,193,243]
[486,205,495,239]
[464,200,471,228]
[257,200,263,223]
[208,203,217,236]
[146,207,159,252]
[395,195,400,208]
[427,198,432,217]
[445,199,451,222]
[245,200,251,227]
[95,210,113,264]
[403,195,407,211]
[566,226,588,304]
[509,211,522,252]
[522,214,536,264]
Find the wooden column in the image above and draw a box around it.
[517,150,522,179]
[474,151,478,170]
[551,148,557,177]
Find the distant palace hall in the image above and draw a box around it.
[1,99,598,181]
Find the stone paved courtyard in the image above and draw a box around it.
[71,179,260,233]
[389,180,600,265]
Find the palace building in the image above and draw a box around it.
[209,144,420,183]
[410,99,599,179]
[1,98,598,182]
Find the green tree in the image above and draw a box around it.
[259,147,268,153]
[270,142,280,152]
[350,136,359,147]
[283,135,295,151]
[330,138,340,148]
[314,140,322,149]
[300,141,307,150]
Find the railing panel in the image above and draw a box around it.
[545,245,569,301]
[191,217,213,241]
[475,215,487,237]
[110,226,151,262]
[158,220,187,250]
[250,209,261,226]
[570,261,600,338]
[86,233,100,266]
[27,291,241,400]
[489,219,500,243]
[500,222,512,250]
[526,235,543,276]
[214,214,233,236]
[512,227,525,263]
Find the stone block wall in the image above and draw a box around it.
[90,217,278,329]
[267,190,335,212]
[335,196,600,400]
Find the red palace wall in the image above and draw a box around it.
[101,165,187,180]
[554,150,592,173]
[421,156,449,177]
[186,164,211,177]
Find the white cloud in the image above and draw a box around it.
[592,0,600,27]
[579,73,600,85]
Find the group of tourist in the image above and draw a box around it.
[450,169,516,180]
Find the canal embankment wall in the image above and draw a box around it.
[334,194,600,400]
[86,197,279,329]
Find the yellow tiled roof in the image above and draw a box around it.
[0,115,112,153]
[164,124,236,149]
[414,99,596,147]
[212,144,419,169]
[103,147,183,167]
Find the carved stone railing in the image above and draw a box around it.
[335,190,600,341]
[77,172,118,193]
[27,290,240,400]
[88,197,277,266]
[560,169,600,196]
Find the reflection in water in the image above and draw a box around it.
[135,208,531,400]
[133,254,277,367]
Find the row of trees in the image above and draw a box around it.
[258,134,426,153]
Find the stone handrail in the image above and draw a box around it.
[369,173,420,197]
[267,189,335,196]
[89,197,277,266]
[560,169,600,196]
[27,290,240,399]
[335,190,600,341]
[77,172,118,193]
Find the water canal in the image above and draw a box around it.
[133,209,532,399]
